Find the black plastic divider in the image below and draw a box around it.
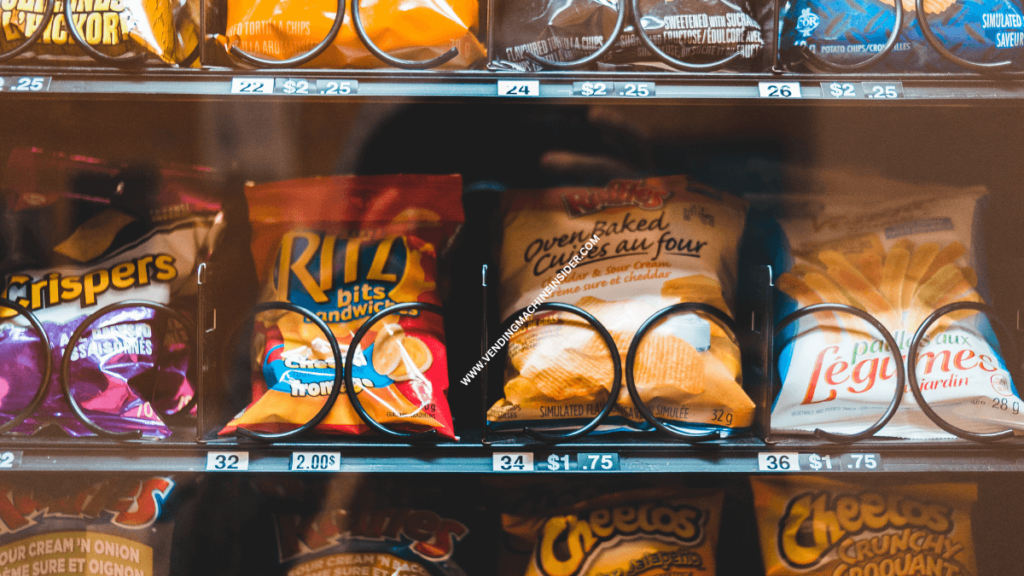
[772,303,906,443]
[740,265,773,443]
[0,298,51,433]
[907,301,1019,441]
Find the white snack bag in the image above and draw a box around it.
[766,186,1024,439]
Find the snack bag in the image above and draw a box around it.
[751,477,978,576]
[252,476,484,576]
[223,0,486,68]
[0,0,201,66]
[778,0,1024,72]
[220,175,462,438]
[490,0,764,72]
[0,474,182,576]
[487,176,755,435]
[764,185,1024,439]
[502,486,722,576]
[0,148,222,438]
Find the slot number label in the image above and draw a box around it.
[498,80,539,97]
[758,82,802,99]
[291,452,340,471]
[493,453,534,472]
[206,451,250,471]
[1,77,50,92]
[543,453,620,471]
[758,453,800,471]
[317,80,358,95]
[574,82,656,97]
[0,451,22,469]
[231,78,273,95]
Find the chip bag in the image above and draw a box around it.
[487,177,755,435]
[0,148,222,438]
[751,477,978,576]
[223,0,485,68]
[251,476,484,576]
[490,0,764,71]
[502,486,722,576]
[0,474,183,576]
[220,175,462,439]
[0,0,201,66]
[762,184,1024,439]
[779,0,1024,72]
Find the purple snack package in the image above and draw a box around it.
[0,148,224,438]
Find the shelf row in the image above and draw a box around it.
[4,70,1024,101]
[2,0,1024,76]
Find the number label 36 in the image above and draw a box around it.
[758,453,801,472]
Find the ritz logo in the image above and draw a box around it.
[0,477,174,534]
[535,503,705,576]
[276,508,468,563]
[777,491,954,569]
[797,8,820,38]
[561,181,672,218]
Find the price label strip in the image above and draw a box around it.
[0,77,51,92]
[206,451,250,471]
[760,453,884,472]
[492,453,534,472]
[758,82,802,99]
[231,77,274,95]
[0,451,22,469]
[541,453,620,471]
[290,452,341,471]
[573,82,656,98]
[862,82,904,99]
[276,79,314,95]
[822,82,903,100]
[497,80,540,97]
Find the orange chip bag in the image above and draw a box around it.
[223,0,486,68]
[219,175,463,438]
[751,477,979,576]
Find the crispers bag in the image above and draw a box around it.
[220,175,462,438]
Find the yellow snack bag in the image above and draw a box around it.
[503,487,722,576]
[751,477,978,576]
[487,176,754,435]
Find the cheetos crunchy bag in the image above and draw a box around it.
[220,175,462,438]
[0,0,201,66]
[502,486,722,576]
[756,183,1023,439]
[487,176,754,435]
[0,148,222,438]
[751,477,978,576]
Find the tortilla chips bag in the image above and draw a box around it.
[0,0,201,66]
[220,175,462,439]
[0,148,222,438]
[503,486,722,576]
[752,477,978,576]
[762,185,1024,439]
[487,176,754,435]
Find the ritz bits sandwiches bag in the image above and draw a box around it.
[0,0,201,66]
[502,486,723,576]
[487,176,755,435]
[0,148,222,438]
[0,474,181,576]
[764,185,1024,439]
[752,478,978,576]
[222,0,485,68]
[220,175,462,438]
[253,477,484,576]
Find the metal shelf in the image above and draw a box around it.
[2,431,1024,472]
[1,67,1024,102]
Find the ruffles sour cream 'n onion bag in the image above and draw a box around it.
[757,183,1024,439]
[220,175,463,439]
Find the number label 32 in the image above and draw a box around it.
[206,452,249,471]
